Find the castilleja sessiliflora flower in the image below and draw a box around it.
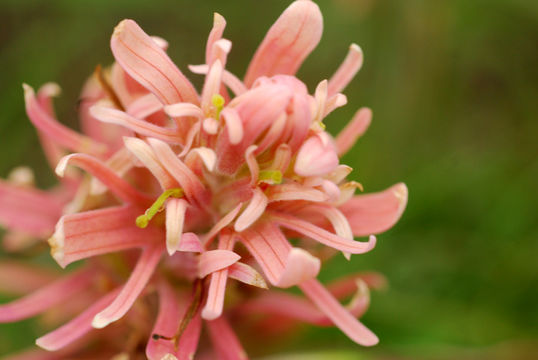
[0,1,407,359]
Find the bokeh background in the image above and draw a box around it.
[1,0,537,359]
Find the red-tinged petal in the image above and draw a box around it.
[23,84,108,156]
[270,212,376,254]
[198,250,240,279]
[148,138,210,208]
[234,188,268,232]
[123,137,177,189]
[178,232,203,252]
[202,202,242,247]
[202,231,235,320]
[35,288,120,351]
[190,64,247,96]
[111,19,199,105]
[276,248,320,288]
[244,0,323,87]
[228,262,268,289]
[0,268,92,322]
[335,107,372,156]
[166,198,188,255]
[125,93,163,119]
[90,106,184,143]
[50,206,161,268]
[240,222,291,286]
[0,180,64,237]
[339,183,408,236]
[294,132,339,177]
[206,13,227,65]
[299,279,378,346]
[92,246,163,328]
[328,44,363,96]
[146,281,182,360]
[0,262,57,295]
[56,153,152,207]
[267,183,329,203]
[206,316,248,360]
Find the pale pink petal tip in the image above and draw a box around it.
[48,218,65,267]
[198,250,241,278]
[294,133,339,177]
[277,248,321,288]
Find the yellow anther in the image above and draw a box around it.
[258,170,283,185]
[212,94,225,119]
[135,188,184,228]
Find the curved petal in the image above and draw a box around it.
[328,43,363,96]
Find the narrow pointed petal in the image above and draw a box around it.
[166,198,188,255]
[294,133,339,177]
[234,188,268,232]
[111,19,199,105]
[198,250,240,279]
[206,317,248,360]
[56,153,152,206]
[189,64,247,96]
[0,268,92,322]
[299,279,378,346]
[339,183,408,236]
[206,13,227,65]
[328,44,363,96]
[240,223,291,286]
[92,246,163,328]
[35,288,120,351]
[228,262,268,289]
[270,212,376,254]
[23,84,107,156]
[0,180,64,237]
[202,231,235,320]
[50,206,161,268]
[244,0,323,86]
[123,137,177,189]
[91,106,184,143]
[335,107,372,156]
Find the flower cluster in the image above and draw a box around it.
[0,1,407,359]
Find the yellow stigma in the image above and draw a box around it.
[135,188,184,228]
[212,94,225,119]
[258,170,283,185]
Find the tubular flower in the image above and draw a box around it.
[0,1,407,358]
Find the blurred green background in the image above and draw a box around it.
[1,0,537,359]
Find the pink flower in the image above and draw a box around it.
[0,1,407,358]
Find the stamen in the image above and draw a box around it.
[212,94,225,119]
[136,188,184,228]
[258,170,283,185]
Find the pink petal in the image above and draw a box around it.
[123,137,177,190]
[184,147,217,172]
[201,231,235,320]
[189,64,247,96]
[0,180,63,237]
[198,250,240,279]
[111,19,199,105]
[148,138,210,208]
[166,198,188,255]
[178,232,203,252]
[92,246,163,328]
[220,108,243,145]
[202,203,242,247]
[227,263,267,290]
[35,288,120,351]
[90,106,184,143]
[234,188,268,232]
[244,0,323,87]
[90,146,138,195]
[245,145,259,186]
[23,84,107,156]
[294,132,339,177]
[0,268,92,322]
[267,183,329,203]
[271,144,291,173]
[164,102,203,118]
[126,93,163,119]
[240,222,291,286]
[205,13,227,65]
[176,311,203,360]
[299,279,378,346]
[270,212,377,254]
[206,316,248,360]
[334,107,372,156]
[0,262,57,295]
[210,39,232,68]
[201,60,223,113]
[328,43,363,96]
[55,153,152,207]
[50,206,161,268]
[339,183,408,236]
[276,248,320,288]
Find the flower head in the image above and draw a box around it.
[0,1,407,358]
